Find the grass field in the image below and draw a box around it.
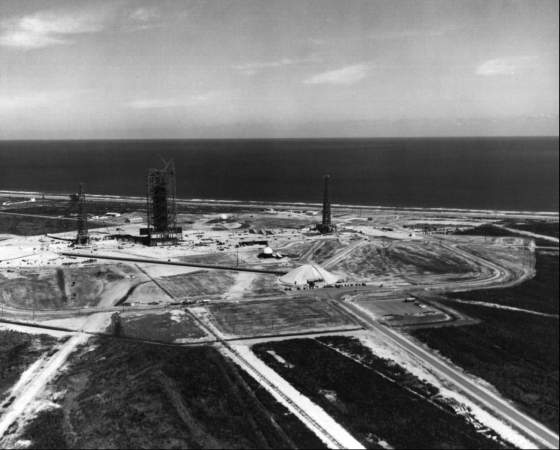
[208,297,356,337]
[121,311,207,342]
[412,301,559,432]
[0,330,60,402]
[158,270,236,298]
[22,339,324,449]
[253,337,506,449]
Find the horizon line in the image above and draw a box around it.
[0,135,558,142]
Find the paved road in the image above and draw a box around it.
[338,300,560,449]
[62,252,288,275]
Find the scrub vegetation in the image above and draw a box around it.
[253,337,506,449]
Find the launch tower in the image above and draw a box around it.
[141,159,182,245]
[316,174,335,234]
[74,183,89,245]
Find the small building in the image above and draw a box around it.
[237,240,268,247]
[258,246,283,259]
[261,246,274,257]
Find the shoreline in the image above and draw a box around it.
[0,189,557,218]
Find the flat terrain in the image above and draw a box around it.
[179,253,238,265]
[412,300,559,432]
[253,337,506,449]
[208,297,357,337]
[357,298,449,326]
[121,311,208,343]
[17,339,325,449]
[158,270,237,298]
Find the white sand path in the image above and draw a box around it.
[0,312,111,441]
[0,333,88,438]
[445,298,558,318]
[496,225,559,244]
[226,344,364,449]
[358,334,537,449]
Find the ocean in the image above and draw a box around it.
[0,137,558,212]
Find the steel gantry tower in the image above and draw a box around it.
[141,159,182,245]
[74,183,89,245]
[317,174,335,234]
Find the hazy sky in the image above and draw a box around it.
[0,0,558,138]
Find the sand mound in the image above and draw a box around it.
[279,263,339,286]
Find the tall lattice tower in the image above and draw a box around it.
[317,174,335,234]
[142,159,181,245]
[75,183,89,245]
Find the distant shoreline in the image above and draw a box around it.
[1,137,557,212]
[0,135,558,142]
[1,189,557,218]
